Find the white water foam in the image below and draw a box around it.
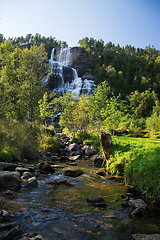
[46,47,97,96]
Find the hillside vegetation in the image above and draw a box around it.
[0,34,160,203]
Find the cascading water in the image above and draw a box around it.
[47,47,97,96]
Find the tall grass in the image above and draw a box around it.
[83,133,160,203]
[0,120,61,162]
[0,119,40,162]
[108,136,160,203]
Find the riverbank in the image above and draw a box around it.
[1,132,160,239]
[105,136,160,204]
[1,118,160,205]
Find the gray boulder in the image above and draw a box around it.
[64,169,83,177]
[24,177,38,188]
[19,233,44,240]
[16,167,30,175]
[0,162,17,171]
[84,146,98,156]
[129,199,152,218]
[69,143,79,151]
[21,171,33,180]
[0,209,14,222]
[0,171,21,190]
[91,154,104,166]
[38,161,55,173]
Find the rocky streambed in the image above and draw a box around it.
[0,133,160,240]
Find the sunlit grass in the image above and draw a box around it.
[108,136,160,203]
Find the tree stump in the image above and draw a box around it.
[100,132,113,159]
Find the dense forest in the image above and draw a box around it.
[0,33,160,137]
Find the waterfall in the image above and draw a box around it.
[58,47,71,66]
[47,47,97,96]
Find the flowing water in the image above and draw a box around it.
[45,47,97,96]
[1,160,160,240]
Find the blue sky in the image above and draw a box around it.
[0,0,160,49]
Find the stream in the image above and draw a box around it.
[1,159,160,239]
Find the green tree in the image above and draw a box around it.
[38,92,51,124]
[129,89,158,118]
[102,94,126,136]
[146,100,160,134]
[0,43,24,119]
[88,81,112,131]
[73,94,89,131]
[59,100,77,132]
[0,41,48,123]
[19,44,48,124]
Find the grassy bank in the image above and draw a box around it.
[108,136,160,202]
[83,133,160,203]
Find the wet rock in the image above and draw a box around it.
[24,177,38,188]
[64,169,83,177]
[50,155,60,161]
[47,179,73,187]
[84,146,98,156]
[87,196,107,207]
[0,225,22,239]
[87,196,105,204]
[129,199,152,218]
[121,200,130,208]
[91,154,104,166]
[51,165,65,169]
[4,190,14,195]
[0,171,21,190]
[0,209,14,222]
[69,155,80,161]
[60,156,70,162]
[130,206,153,218]
[69,143,79,151]
[21,171,33,180]
[94,168,106,176]
[130,233,160,240]
[127,185,142,199]
[38,161,55,174]
[62,176,85,186]
[27,166,36,172]
[129,199,147,209]
[19,233,44,240]
[0,162,17,171]
[15,167,30,175]
[91,202,107,207]
[108,177,124,183]
[64,181,74,187]
[70,150,82,156]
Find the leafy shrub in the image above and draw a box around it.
[83,131,101,150]
[41,126,55,137]
[38,133,60,154]
[71,130,91,144]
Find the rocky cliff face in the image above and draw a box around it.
[70,47,94,79]
[46,47,96,96]
[53,47,94,79]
